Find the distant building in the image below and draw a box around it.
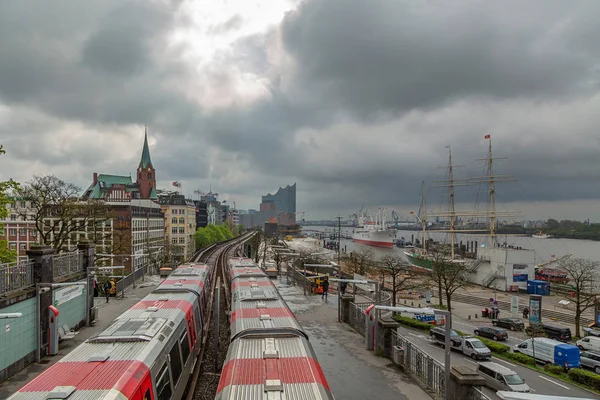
[193,200,208,228]
[82,129,164,273]
[264,216,278,238]
[159,194,197,264]
[262,183,296,226]
[0,198,38,260]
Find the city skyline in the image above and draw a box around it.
[2,1,600,223]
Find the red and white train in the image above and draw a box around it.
[8,262,214,400]
[216,257,334,399]
[9,256,334,400]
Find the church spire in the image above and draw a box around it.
[140,125,153,169]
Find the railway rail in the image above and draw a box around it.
[185,232,255,400]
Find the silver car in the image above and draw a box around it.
[580,351,600,374]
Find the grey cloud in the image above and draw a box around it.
[280,0,600,120]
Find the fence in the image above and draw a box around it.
[285,265,314,295]
[0,260,35,297]
[115,266,147,295]
[348,302,367,335]
[53,251,84,281]
[467,387,493,400]
[391,330,445,398]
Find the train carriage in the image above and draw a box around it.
[216,335,334,399]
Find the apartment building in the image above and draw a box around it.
[160,194,196,263]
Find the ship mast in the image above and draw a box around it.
[421,181,427,251]
[487,137,496,247]
[448,146,456,259]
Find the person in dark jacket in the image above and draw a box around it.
[321,278,329,300]
[103,280,111,303]
[93,279,99,297]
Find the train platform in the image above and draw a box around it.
[0,275,163,398]
[274,276,428,400]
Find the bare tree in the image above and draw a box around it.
[18,175,110,252]
[557,257,599,338]
[429,245,470,312]
[343,248,375,277]
[0,145,19,263]
[379,255,418,307]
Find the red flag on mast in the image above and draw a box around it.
[484,134,491,139]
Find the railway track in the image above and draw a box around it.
[184,232,255,400]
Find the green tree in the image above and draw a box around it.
[0,145,19,263]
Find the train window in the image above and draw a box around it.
[169,343,183,385]
[156,364,172,400]
[143,389,151,400]
[180,330,191,364]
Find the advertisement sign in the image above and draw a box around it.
[54,285,85,306]
[513,264,528,282]
[415,314,435,323]
[529,295,542,324]
[511,296,519,318]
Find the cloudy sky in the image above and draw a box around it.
[1,0,600,222]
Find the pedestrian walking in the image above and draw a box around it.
[103,280,110,303]
[321,277,329,300]
[93,279,99,297]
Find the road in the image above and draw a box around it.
[396,320,595,400]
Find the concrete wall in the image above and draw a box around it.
[470,247,535,291]
[0,297,36,380]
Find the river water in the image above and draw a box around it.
[304,226,600,264]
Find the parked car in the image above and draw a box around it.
[429,326,462,346]
[577,336,600,352]
[476,362,531,393]
[492,318,524,331]
[475,326,508,341]
[526,322,572,342]
[513,338,580,368]
[579,351,600,374]
[454,337,493,360]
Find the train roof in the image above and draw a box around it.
[229,264,266,281]
[216,335,334,400]
[231,283,306,340]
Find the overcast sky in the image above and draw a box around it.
[1,0,600,222]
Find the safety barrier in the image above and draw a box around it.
[348,302,367,336]
[391,330,445,398]
[53,251,84,281]
[0,259,35,296]
[115,266,147,295]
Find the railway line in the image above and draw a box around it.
[185,232,253,400]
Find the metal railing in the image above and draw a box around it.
[467,387,493,400]
[53,251,84,280]
[285,265,314,295]
[115,266,147,295]
[391,330,445,398]
[348,302,367,336]
[0,260,35,296]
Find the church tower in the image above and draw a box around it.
[136,127,157,199]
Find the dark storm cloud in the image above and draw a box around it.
[280,0,600,119]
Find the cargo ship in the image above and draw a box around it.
[352,207,395,248]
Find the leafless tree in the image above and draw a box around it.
[343,248,375,277]
[18,175,110,252]
[429,245,470,312]
[379,255,418,307]
[557,256,600,338]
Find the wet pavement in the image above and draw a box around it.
[275,275,428,400]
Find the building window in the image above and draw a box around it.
[172,227,177,234]
[9,243,16,250]
[147,172,152,179]
[10,214,16,221]
[178,227,185,234]
[19,201,25,208]
[19,228,26,236]
[9,229,16,236]
[172,238,177,244]
[20,243,26,250]
[172,217,177,224]
[179,237,185,244]
[179,217,185,224]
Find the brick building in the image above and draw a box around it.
[0,198,37,260]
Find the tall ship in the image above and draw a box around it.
[352,207,396,248]
[404,136,518,271]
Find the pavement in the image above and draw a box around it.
[274,275,428,400]
[0,275,163,398]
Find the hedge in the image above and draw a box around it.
[568,368,600,391]
[392,316,434,331]
[475,337,510,354]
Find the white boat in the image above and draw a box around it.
[532,231,552,239]
[352,207,395,248]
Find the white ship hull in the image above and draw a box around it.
[352,230,395,248]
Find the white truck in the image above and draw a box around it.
[430,327,492,360]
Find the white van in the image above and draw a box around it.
[577,336,600,352]
[476,362,531,393]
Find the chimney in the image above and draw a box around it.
[93,172,98,184]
